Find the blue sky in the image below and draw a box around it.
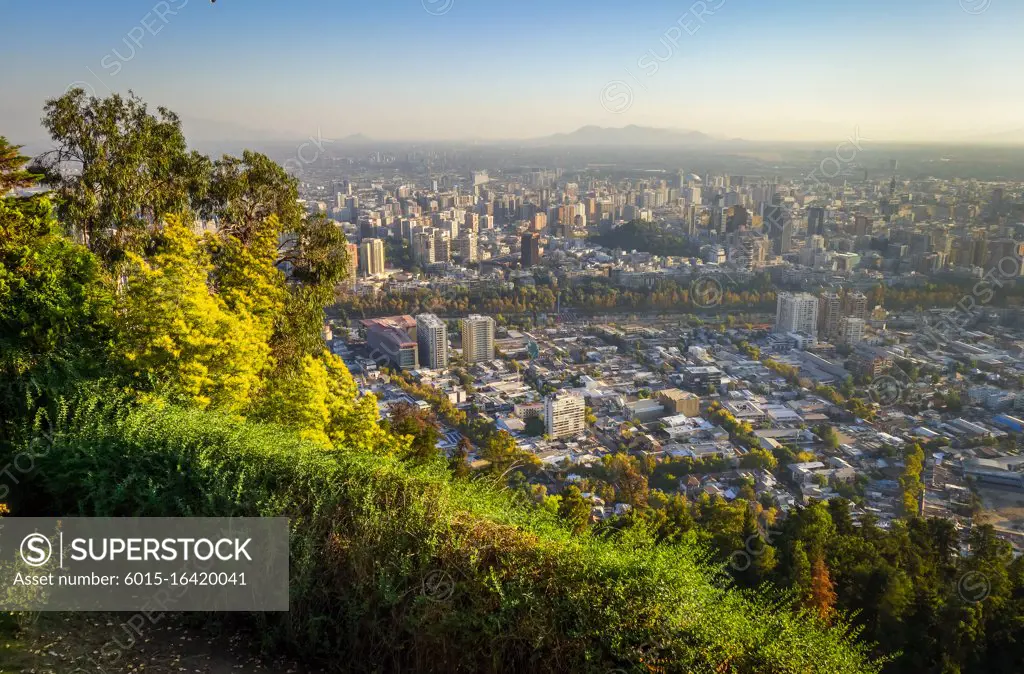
[1,0,1021,143]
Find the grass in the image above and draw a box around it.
[2,394,883,673]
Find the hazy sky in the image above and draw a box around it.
[1,0,1021,144]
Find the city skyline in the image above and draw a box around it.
[2,0,1023,145]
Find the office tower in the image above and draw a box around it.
[853,215,872,237]
[839,317,865,346]
[845,291,868,320]
[359,238,385,276]
[416,313,449,370]
[345,242,358,288]
[455,231,478,263]
[461,314,495,363]
[819,292,842,339]
[521,232,541,268]
[776,292,819,335]
[807,207,826,236]
[544,391,586,439]
[764,204,792,254]
[684,204,698,236]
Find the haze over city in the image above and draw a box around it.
[3,0,1024,145]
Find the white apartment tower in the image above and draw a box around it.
[461,314,495,363]
[839,317,866,346]
[776,292,819,336]
[416,313,449,370]
[544,392,586,440]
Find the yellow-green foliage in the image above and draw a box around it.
[255,351,395,452]
[115,216,274,412]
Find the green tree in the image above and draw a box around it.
[0,136,41,193]
[524,416,546,437]
[386,402,442,463]
[37,89,210,261]
[0,189,112,425]
[203,150,303,245]
[114,215,274,413]
[557,485,592,534]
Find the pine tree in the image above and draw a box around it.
[809,555,838,623]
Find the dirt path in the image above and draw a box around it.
[2,614,320,674]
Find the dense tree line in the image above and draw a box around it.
[336,276,777,318]
[588,219,702,257]
[556,462,1024,674]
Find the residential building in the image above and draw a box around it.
[545,391,586,439]
[455,231,478,262]
[522,232,541,268]
[359,238,385,276]
[416,313,449,370]
[657,389,701,417]
[839,317,866,346]
[776,292,819,336]
[462,314,495,363]
[844,291,868,320]
[345,242,358,288]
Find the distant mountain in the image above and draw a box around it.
[960,128,1024,146]
[523,124,720,147]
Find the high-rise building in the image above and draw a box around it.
[359,238,385,276]
[345,242,358,288]
[521,232,541,268]
[807,207,826,236]
[839,317,866,346]
[531,212,547,232]
[845,292,868,320]
[764,204,792,255]
[412,229,436,264]
[819,292,842,340]
[461,314,495,363]
[544,391,586,440]
[434,230,451,263]
[776,292,819,336]
[853,215,872,237]
[416,313,449,370]
[455,231,478,263]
